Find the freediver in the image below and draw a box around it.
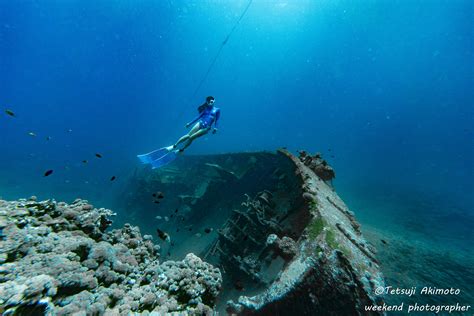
[169,96,220,153]
[137,96,221,168]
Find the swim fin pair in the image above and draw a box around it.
[137,146,179,169]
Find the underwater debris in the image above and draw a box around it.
[43,170,53,177]
[207,190,284,284]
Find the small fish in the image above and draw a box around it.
[44,169,53,177]
[152,191,164,199]
[95,153,102,158]
[156,228,170,241]
[381,239,388,245]
[110,176,116,181]
[176,228,180,232]
[164,216,169,222]
[328,149,332,151]
[67,129,73,133]
[46,136,52,141]
[195,233,202,238]
[170,214,174,218]
[154,201,160,204]
[204,228,213,234]
[155,216,162,220]
[82,160,88,164]
[174,209,178,213]
[28,132,36,137]
[5,109,15,117]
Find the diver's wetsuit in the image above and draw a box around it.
[187,106,220,130]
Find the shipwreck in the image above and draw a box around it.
[120,149,385,315]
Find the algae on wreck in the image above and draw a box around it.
[308,216,325,240]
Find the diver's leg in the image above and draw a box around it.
[180,128,210,151]
[173,123,201,147]
[173,135,190,148]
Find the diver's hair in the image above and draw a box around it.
[198,96,215,113]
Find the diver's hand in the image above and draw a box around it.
[212,128,218,134]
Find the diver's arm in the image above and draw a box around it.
[214,109,220,128]
[212,109,220,133]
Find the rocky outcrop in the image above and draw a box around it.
[0,198,222,315]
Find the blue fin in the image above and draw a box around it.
[150,150,179,169]
[137,146,172,164]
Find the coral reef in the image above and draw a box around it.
[298,150,335,181]
[266,234,298,260]
[0,197,222,315]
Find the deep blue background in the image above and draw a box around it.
[1,0,472,218]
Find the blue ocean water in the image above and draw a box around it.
[1,0,473,306]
